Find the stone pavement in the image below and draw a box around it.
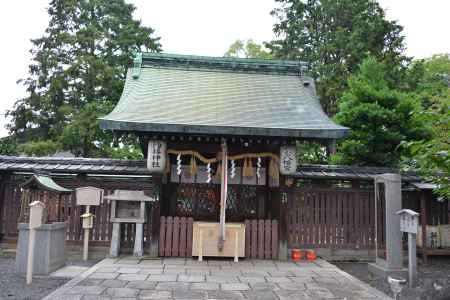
[43,257,391,300]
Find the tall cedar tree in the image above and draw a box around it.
[7,0,161,157]
[334,57,426,167]
[267,0,408,115]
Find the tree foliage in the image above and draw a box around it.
[404,54,450,199]
[18,140,61,157]
[333,57,426,167]
[224,39,273,59]
[267,0,408,115]
[7,0,161,157]
[0,136,18,156]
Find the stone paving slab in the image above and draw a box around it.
[50,265,90,278]
[42,257,392,300]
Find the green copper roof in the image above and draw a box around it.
[21,174,73,193]
[100,53,348,139]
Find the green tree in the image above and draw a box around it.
[404,54,450,199]
[225,39,273,59]
[267,0,408,115]
[297,141,328,165]
[333,57,426,167]
[58,101,142,158]
[408,99,450,199]
[18,140,61,157]
[7,0,160,157]
[0,136,18,156]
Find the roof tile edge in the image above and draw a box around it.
[137,52,309,75]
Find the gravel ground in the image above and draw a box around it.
[333,257,450,300]
[0,255,100,300]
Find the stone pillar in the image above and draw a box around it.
[134,223,144,257]
[383,174,403,270]
[110,222,121,257]
[369,173,406,278]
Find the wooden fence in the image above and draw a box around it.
[287,188,381,250]
[159,216,193,257]
[0,175,156,249]
[245,219,278,259]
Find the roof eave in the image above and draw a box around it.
[99,119,349,139]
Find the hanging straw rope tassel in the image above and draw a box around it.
[242,158,248,177]
[189,155,198,176]
[243,157,254,178]
[269,157,280,180]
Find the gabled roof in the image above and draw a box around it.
[99,53,348,139]
[21,174,73,193]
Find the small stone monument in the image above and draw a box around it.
[104,190,155,257]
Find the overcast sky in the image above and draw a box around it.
[0,0,449,138]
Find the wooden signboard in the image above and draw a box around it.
[397,209,419,234]
[76,186,103,206]
[192,222,245,261]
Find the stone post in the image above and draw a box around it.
[134,223,144,256]
[110,223,121,257]
[383,174,403,271]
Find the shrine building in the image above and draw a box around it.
[99,52,348,260]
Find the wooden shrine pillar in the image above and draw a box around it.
[150,177,162,257]
[420,190,428,263]
[275,176,289,260]
[279,190,289,260]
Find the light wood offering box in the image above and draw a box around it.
[192,222,245,262]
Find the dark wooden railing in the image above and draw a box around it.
[159,216,193,257]
[287,188,380,250]
[245,219,278,259]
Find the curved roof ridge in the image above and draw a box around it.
[139,52,309,75]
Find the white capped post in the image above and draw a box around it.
[27,201,45,285]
